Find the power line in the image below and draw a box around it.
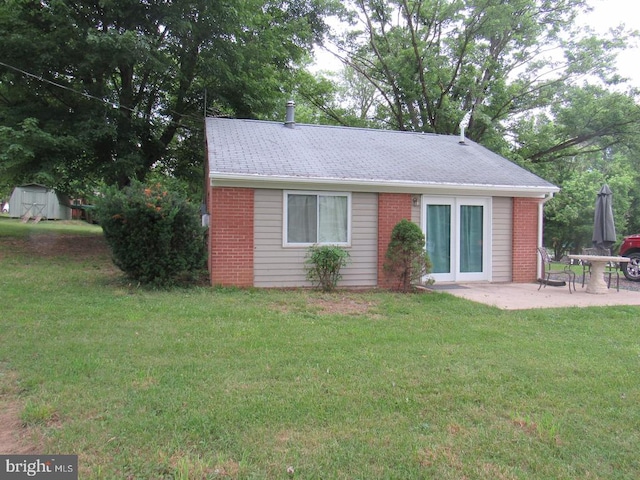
[0,60,203,126]
[0,60,139,114]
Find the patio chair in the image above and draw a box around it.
[537,247,576,293]
[579,247,619,291]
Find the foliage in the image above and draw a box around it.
[534,147,635,257]
[384,219,432,292]
[331,0,640,164]
[512,86,640,165]
[294,67,382,128]
[0,0,340,194]
[94,180,206,286]
[305,244,350,291]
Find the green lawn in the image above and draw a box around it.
[1,218,639,479]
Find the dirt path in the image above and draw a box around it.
[0,402,40,454]
[0,371,43,454]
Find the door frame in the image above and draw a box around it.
[421,196,492,282]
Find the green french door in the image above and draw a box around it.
[423,197,490,282]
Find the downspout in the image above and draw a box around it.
[537,192,555,279]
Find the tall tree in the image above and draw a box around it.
[0,0,337,194]
[541,148,635,258]
[331,0,640,163]
[293,67,381,127]
[513,85,640,245]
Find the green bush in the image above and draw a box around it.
[94,181,206,287]
[384,219,432,292]
[305,245,350,292]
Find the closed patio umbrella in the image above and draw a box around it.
[592,184,616,252]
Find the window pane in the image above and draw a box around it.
[318,196,348,243]
[426,204,451,274]
[287,195,317,243]
[460,205,483,273]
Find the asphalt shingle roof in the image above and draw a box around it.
[206,117,557,191]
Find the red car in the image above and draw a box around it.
[620,234,640,281]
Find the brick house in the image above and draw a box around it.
[204,109,558,288]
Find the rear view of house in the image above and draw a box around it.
[204,107,558,288]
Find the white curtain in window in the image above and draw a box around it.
[287,195,317,243]
[318,195,348,243]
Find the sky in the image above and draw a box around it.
[581,0,640,87]
[312,0,640,87]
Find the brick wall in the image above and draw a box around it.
[377,193,413,288]
[209,187,254,287]
[512,197,540,282]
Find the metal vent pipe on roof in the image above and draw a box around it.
[458,110,471,144]
[284,100,295,128]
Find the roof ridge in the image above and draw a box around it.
[206,117,456,139]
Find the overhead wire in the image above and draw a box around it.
[0,60,204,128]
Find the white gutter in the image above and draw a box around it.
[210,173,560,198]
[537,192,556,279]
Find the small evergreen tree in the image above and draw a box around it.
[95,180,206,287]
[384,219,432,292]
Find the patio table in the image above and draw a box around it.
[567,255,630,294]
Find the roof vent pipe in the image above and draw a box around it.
[284,100,295,128]
[458,110,471,144]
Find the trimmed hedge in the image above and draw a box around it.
[95,181,206,286]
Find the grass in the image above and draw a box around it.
[1,217,639,478]
[0,215,101,236]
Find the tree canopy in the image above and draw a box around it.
[0,0,338,196]
[320,1,640,149]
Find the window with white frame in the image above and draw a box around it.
[284,191,351,246]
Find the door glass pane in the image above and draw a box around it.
[426,205,451,274]
[460,205,483,273]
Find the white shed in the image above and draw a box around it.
[8,184,72,220]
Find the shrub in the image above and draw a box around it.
[384,219,432,292]
[94,180,206,287]
[305,245,350,292]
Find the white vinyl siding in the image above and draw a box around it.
[254,190,377,287]
[491,197,513,282]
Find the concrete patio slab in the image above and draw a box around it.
[429,282,640,310]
